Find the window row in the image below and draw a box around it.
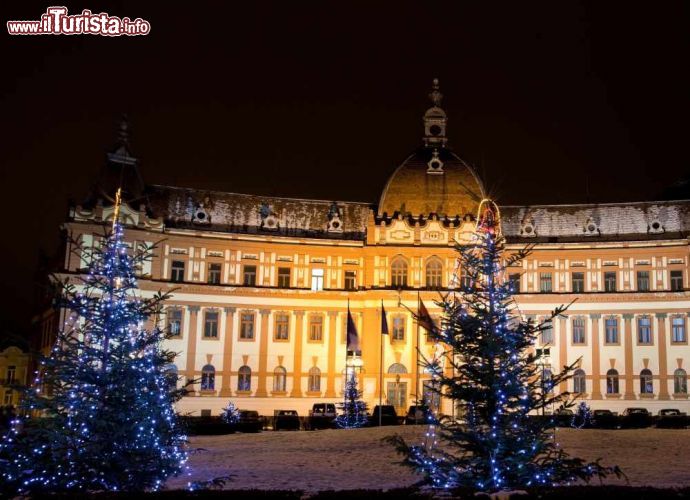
[170,260,358,291]
[534,315,687,346]
[199,365,322,393]
[511,270,685,293]
[600,368,688,395]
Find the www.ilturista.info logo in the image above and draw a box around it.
[7,6,150,36]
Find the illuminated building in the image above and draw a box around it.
[50,80,690,416]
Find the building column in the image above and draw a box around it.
[290,311,305,397]
[325,311,338,398]
[623,314,635,399]
[558,314,568,393]
[590,314,602,399]
[184,306,200,389]
[219,307,236,397]
[255,309,271,398]
[657,313,670,400]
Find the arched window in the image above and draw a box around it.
[391,257,408,288]
[606,369,619,394]
[674,368,688,394]
[273,366,286,392]
[573,369,586,394]
[308,367,321,392]
[640,368,653,394]
[388,363,407,374]
[237,365,251,392]
[425,258,443,289]
[201,364,215,391]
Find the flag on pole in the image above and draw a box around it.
[417,297,438,336]
[381,301,389,335]
[346,307,361,354]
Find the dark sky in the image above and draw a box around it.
[1,1,688,330]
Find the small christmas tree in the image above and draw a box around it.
[335,373,368,429]
[391,200,621,491]
[221,401,241,425]
[0,193,187,495]
[571,402,592,429]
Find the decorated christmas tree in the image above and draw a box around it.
[335,373,369,429]
[0,191,188,495]
[391,199,621,491]
[571,402,593,429]
[221,401,241,425]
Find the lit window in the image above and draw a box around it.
[203,310,219,338]
[672,316,686,343]
[636,271,649,292]
[637,316,652,344]
[640,369,653,394]
[573,369,586,394]
[425,259,443,289]
[240,312,255,340]
[207,263,222,284]
[243,265,257,286]
[392,316,405,341]
[201,364,215,391]
[572,317,586,344]
[460,268,472,289]
[344,270,357,291]
[237,365,251,391]
[167,308,183,337]
[311,268,324,291]
[391,258,408,288]
[542,368,553,394]
[509,273,521,293]
[309,315,323,341]
[604,272,617,292]
[674,369,687,394]
[171,260,185,282]
[539,273,552,293]
[671,270,684,291]
[277,267,291,288]
[274,313,289,341]
[540,320,553,345]
[273,366,287,392]
[605,317,619,344]
[606,369,619,394]
[308,367,321,392]
[571,272,585,293]
[3,389,13,406]
[388,363,407,374]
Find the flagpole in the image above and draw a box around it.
[379,300,384,426]
[415,292,420,408]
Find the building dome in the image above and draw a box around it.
[377,80,485,218]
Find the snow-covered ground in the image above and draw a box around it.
[166,426,690,491]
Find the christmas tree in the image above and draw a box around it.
[392,199,621,491]
[0,192,188,495]
[221,401,241,425]
[571,402,593,429]
[335,373,369,429]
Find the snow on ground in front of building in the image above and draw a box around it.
[166,426,690,491]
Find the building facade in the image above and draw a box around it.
[52,81,690,416]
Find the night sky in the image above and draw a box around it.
[1,1,688,332]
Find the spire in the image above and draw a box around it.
[423,78,448,148]
[97,115,145,205]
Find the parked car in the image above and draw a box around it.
[591,409,618,429]
[274,409,301,431]
[370,405,398,426]
[237,410,263,433]
[620,407,652,428]
[308,403,336,430]
[404,405,430,425]
[656,408,688,429]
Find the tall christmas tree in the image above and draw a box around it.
[335,372,369,429]
[0,191,188,495]
[393,199,620,491]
